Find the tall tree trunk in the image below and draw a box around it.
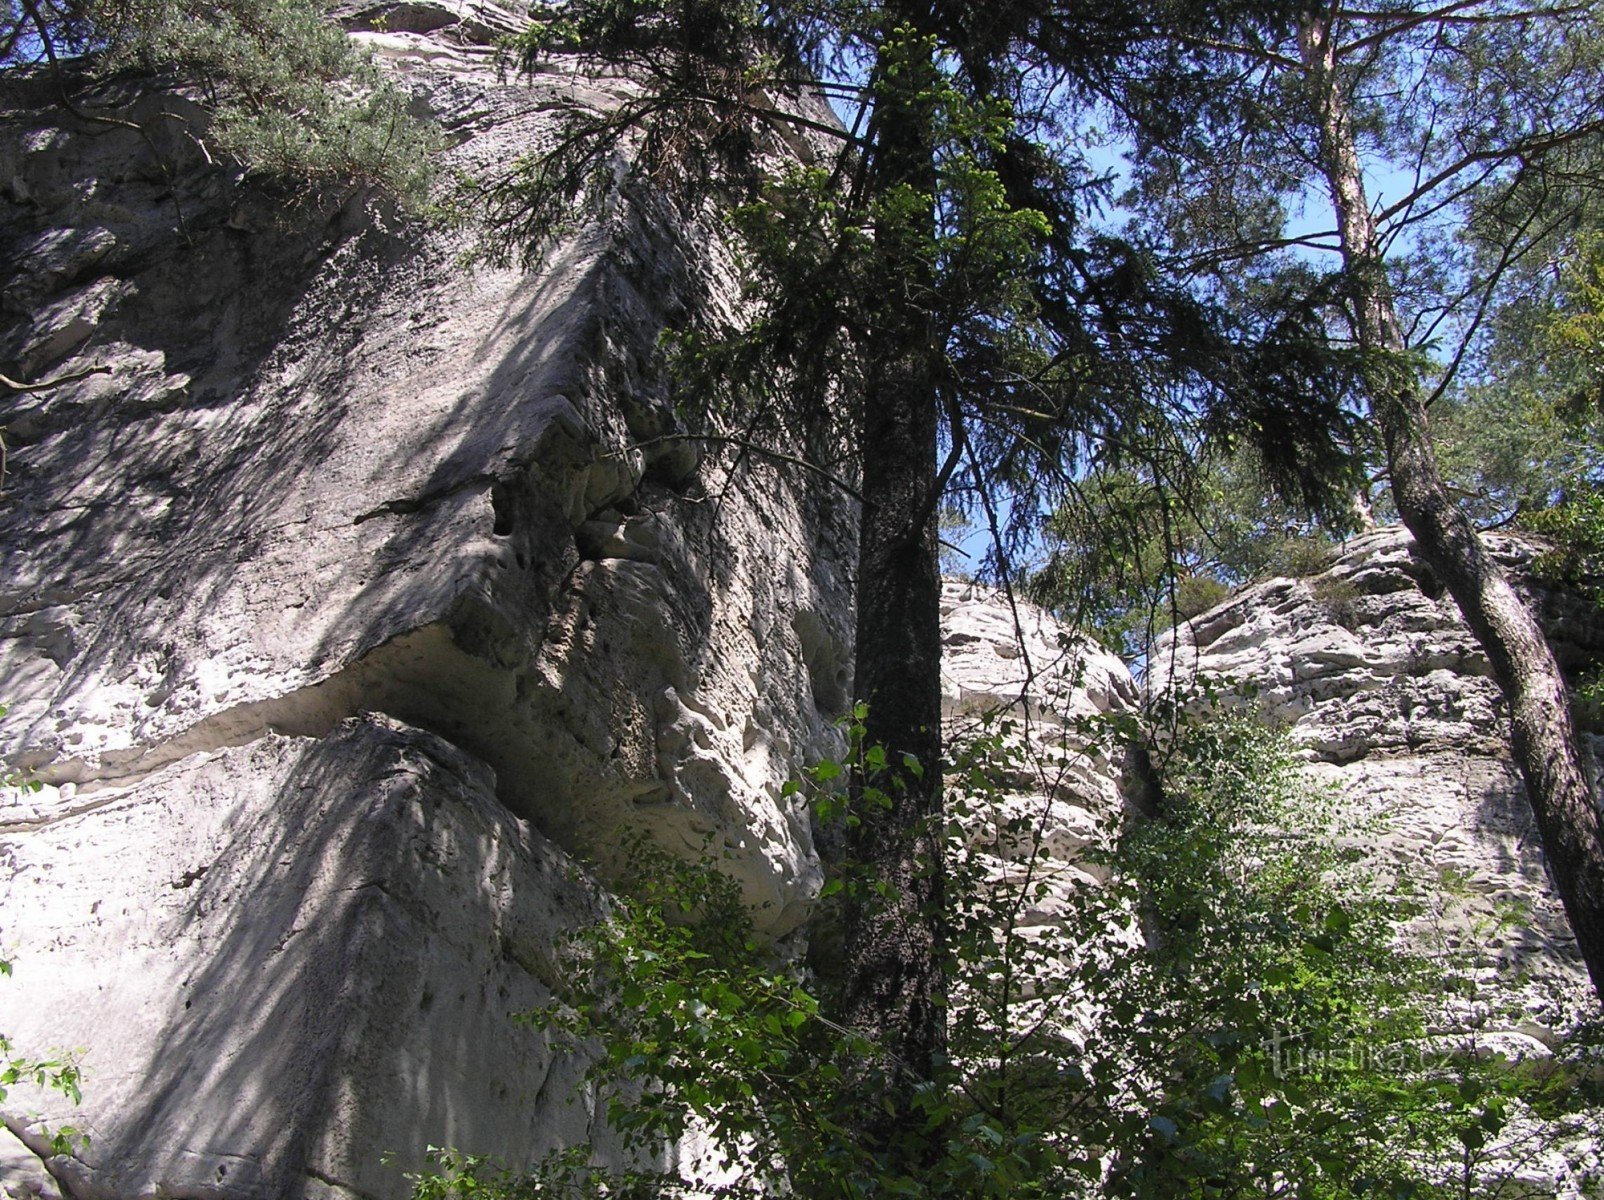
[1302,16,1604,1001]
[835,0,949,1166]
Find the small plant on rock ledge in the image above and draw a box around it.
[4,0,440,205]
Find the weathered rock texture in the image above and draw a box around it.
[941,578,1137,893]
[1148,529,1604,1196]
[0,8,853,1196]
[1151,530,1603,1048]
[950,546,1604,1196]
[5,9,1603,1196]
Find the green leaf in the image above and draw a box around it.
[1148,1115,1179,1142]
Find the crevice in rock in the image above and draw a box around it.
[0,1115,89,1200]
[352,472,496,525]
[33,622,508,795]
[490,480,517,536]
[304,1166,387,1200]
[22,599,752,925]
[0,787,142,833]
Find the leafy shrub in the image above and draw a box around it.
[1310,573,1363,630]
[5,0,438,204]
[1522,491,1604,719]
[1524,491,1604,584]
[1173,573,1230,621]
[398,699,1604,1199]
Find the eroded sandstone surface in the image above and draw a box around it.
[5,7,1604,1195]
[1152,529,1600,1018]
[1,6,853,1194]
[1151,527,1603,1193]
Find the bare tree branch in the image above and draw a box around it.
[0,364,111,393]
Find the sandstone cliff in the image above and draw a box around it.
[1151,528,1603,1193]
[1152,528,1600,1024]
[1,6,854,1194]
[4,9,1603,1196]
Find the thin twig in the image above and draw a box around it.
[0,365,111,493]
[0,1113,89,1200]
[18,0,192,241]
[0,364,111,393]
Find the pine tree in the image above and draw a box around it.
[4,0,437,201]
[1123,0,1604,999]
[495,0,1368,1167]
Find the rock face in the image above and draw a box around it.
[5,9,1603,1196]
[1152,527,1601,1035]
[940,578,1138,890]
[1150,529,1604,1198]
[1,718,614,1200]
[0,8,854,1196]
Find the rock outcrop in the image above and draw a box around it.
[0,8,854,1196]
[1150,527,1603,1193]
[5,8,1603,1196]
[1151,528,1600,1023]
[940,578,1138,893]
[1154,529,1604,1110]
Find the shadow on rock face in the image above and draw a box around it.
[0,38,859,1196]
[1,715,614,1199]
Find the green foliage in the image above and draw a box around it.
[1113,0,1604,558]
[1100,710,1433,1196]
[1524,491,1604,583]
[1025,456,1345,657]
[1430,385,1604,529]
[1519,491,1604,716]
[0,1004,86,1159]
[1437,226,1604,523]
[471,0,1370,575]
[1548,234,1604,410]
[514,836,848,1192]
[939,706,1440,1197]
[406,702,1603,1199]
[5,0,438,203]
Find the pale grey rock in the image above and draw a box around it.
[937,584,1145,1103]
[941,578,1138,729]
[0,6,853,926]
[1,11,853,1197]
[940,580,1137,910]
[944,558,1603,1198]
[1146,530,1604,1199]
[1150,529,1600,1108]
[2,716,613,1200]
[7,11,1601,1199]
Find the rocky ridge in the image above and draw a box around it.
[1151,528,1600,1019]
[1151,527,1603,1195]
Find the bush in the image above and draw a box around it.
[5,0,438,204]
[1524,491,1604,584]
[1173,572,1230,621]
[399,701,1604,1199]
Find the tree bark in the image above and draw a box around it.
[1302,16,1604,1001]
[834,0,949,1163]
